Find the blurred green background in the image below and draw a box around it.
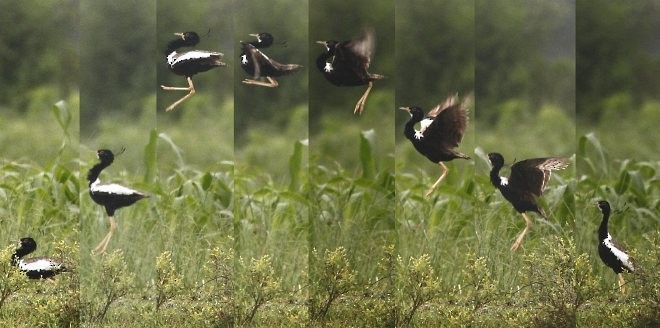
[0,0,658,325]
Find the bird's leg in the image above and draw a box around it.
[161,77,196,112]
[242,76,279,88]
[92,216,117,256]
[425,162,449,197]
[510,212,533,251]
[618,273,627,294]
[353,81,374,115]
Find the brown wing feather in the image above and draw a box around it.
[508,157,569,197]
[344,28,375,69]
[423,95,469,149]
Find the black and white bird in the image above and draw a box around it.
[400,94,470,197]
[161,31,226,112]
[240,32,302,87]
[596,200,634,293]
[12,237,68,279]
[88,149,148,255]
[316,28,385,115]
[488,152,569,251]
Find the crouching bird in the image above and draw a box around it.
[12,237,68,279]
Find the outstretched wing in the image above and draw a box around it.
[423,94,469,149]
[509,157,569,197]
[343,28,375,70]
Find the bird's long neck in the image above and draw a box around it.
[316,50,333,71]
[598,208,610,241]
[165,38,189,55]
[490,165,504,189]
[87,160,111,186]
[403,117,420,141]
[11,248,30,266]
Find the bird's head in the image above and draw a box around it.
[16,237,37,254]
[596,200,611,214]
[315,40,337,52]
[249,32,274,48]
[175,31,200,46]
[487,152,505,169]
[96,149,115,163]
[399,106,424,120]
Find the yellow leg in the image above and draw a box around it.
[161,77,195,112]
[353,81,373,115]
[511,212,533,251]
[425,162,448,197]
[242,76,279,88]
[92,216,117,256]
[618,273,626,294]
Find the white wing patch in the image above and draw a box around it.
[19,259,61,272]
[603,234,635,272]
[324,62,333,73]
[419,118,434,134]
[500,177,509,186]
[172,51,220,66]
[241,54,248,65]
[414,130,424,140]
[167,52,178,66]
[91,179,141,196]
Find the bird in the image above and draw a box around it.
[400,94,470,197]
[161,31,226,112]
[11,237,68,279]
[87,148,148,255]
[487,152,569,251]
[596,200,634,293]
[240,32,302,87]
[315,28,385,115]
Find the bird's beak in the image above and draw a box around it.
[315,41,326,45]
[249,33,259,38]
[174,32,185,39]
[399,106,411,112]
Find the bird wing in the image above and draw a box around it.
[343,28,375,69]
[172,50,224,66]
[19,258,65,272]
[605,237,635,272]
[508,157,569,197]
[422,95,468,149]
[93,183,145,196]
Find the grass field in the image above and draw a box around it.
[0,98,657,327]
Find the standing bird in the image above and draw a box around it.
[316,29,385,115]
[400,94,470,197]
[488,152,569,251]
[161,31,226,112]
[88,149,148,255]
[240,32,302,87]
[12,237,68,279]
[596,200,634,293]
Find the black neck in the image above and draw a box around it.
[11,248,31,266]
[87,160,111,186]
[316,50,333,71]
[598,208,610,240]
[165,38,189,55]
[403,117,420,141]
[489,165,503,188]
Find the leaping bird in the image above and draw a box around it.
[240,32,302,87]
[316,28,385,115]
[161,31,226,112]
[88,149,148,255]
[12,237,68,279]
[488,152,569,251]
[400,94,470,197]
[596,200,634,293]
